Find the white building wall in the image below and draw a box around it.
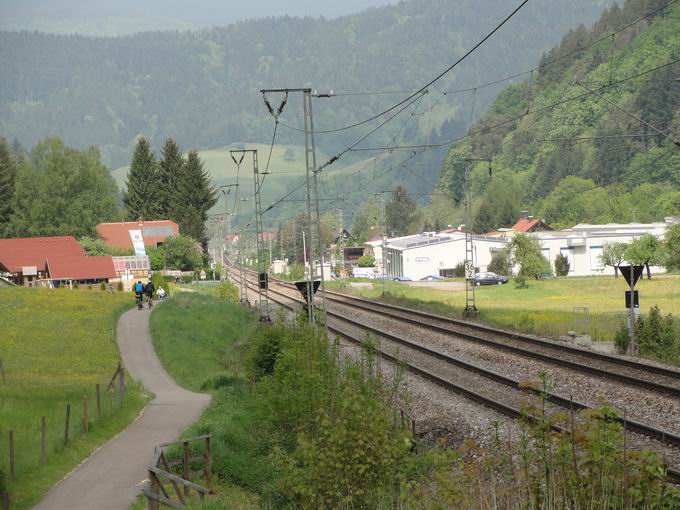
[389,236,507,280]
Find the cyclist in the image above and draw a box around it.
[144,280,155,309]
[133,281,145,310]
[157,286,166,300]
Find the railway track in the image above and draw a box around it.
[257,271,680,398]
[230,268,680,482]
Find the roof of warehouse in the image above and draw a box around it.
[0,236,85,273]
[387,232,507,251]
[96,220,179,249]
[46,255,117,280]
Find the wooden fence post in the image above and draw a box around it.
[182,441,190,496]
[41,416,47,464]
[64,404,71,445]
[148,469,160,510]
[118,367,125,408]
[83,397,89,434]
[204,436,212,491]
[96,384,102,421]
[8,431,15,479]
[1,492,9,510]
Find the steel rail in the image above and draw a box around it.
[233,271,680,483]
[233,265,680,397]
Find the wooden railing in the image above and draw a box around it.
[144,435,212,509]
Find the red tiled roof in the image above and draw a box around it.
[511,218,541,232]
[46,256,117,280]
[510,217,554,232]
[0,236,84,273]
[96,220,179,249]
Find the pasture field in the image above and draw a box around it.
[326,274,680,342]
[0,287,148,509]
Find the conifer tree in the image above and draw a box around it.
[0,138,17,237]
[157,138,185,219]
[174,150,217,244]
[124,137,159,221]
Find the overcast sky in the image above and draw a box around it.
[0,0,396,35]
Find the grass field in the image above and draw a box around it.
[327,274,680,342]
[149,292,261,508]
[0,288,148,509]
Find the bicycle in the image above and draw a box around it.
[135,293,144,310]
[147,294,154,309]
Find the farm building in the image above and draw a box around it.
[96,220,179,253]
[0,236,117,286]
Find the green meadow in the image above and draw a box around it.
[0,288,148,509]
[327,275,680,342]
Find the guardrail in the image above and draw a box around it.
[143,435,212,509]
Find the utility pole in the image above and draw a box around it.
[220,184,239,258]
[261,88,327,325]
[463,158,491,318]
[231,149,270,321]
[379,192,387,295]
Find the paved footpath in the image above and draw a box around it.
[34,306,210,510]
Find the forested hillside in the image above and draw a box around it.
[0,0,613,169]
[436,0,680,230]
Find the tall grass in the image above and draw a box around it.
[0,287,148,509]
[151,292,680,509]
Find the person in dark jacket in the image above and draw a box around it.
[144,281,155,307]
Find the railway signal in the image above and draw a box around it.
[618,264,644,355]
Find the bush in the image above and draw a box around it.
[614,324,629,354]
[554,252,570,276]
[147,245,166,270]
[116,281,124,291]
[151,272,170,299]
[288,263,304,281]
[217,281,239,302]
[246,326,283,380]
[87,284,93,290]
[99,282,106,291]
[453,261,466,278]
[73,281,79,289]
[488,248,512,276]
[635,305,677,360]
[357,255,376,268]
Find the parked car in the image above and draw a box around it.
[420,275,444,281]
[471,272,508,286]
[393,276,413,282]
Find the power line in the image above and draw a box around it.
[348,57,680,152]
[540,133,662,143]
[277,0,678,136]
[276,0,529,136]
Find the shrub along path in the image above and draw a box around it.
[34,305,210,510]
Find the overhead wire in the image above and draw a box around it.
[233,0,680,236]
[347,57,680,152]
[275,0,678,136]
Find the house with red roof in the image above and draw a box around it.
[510,211,554,233]
[96,220,179,251]
[0,236,117,286]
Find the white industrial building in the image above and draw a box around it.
[377,217,677,281]
[534,221,671,277]
[383,232,506,281]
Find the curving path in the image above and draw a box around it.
[34,306,211,510]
